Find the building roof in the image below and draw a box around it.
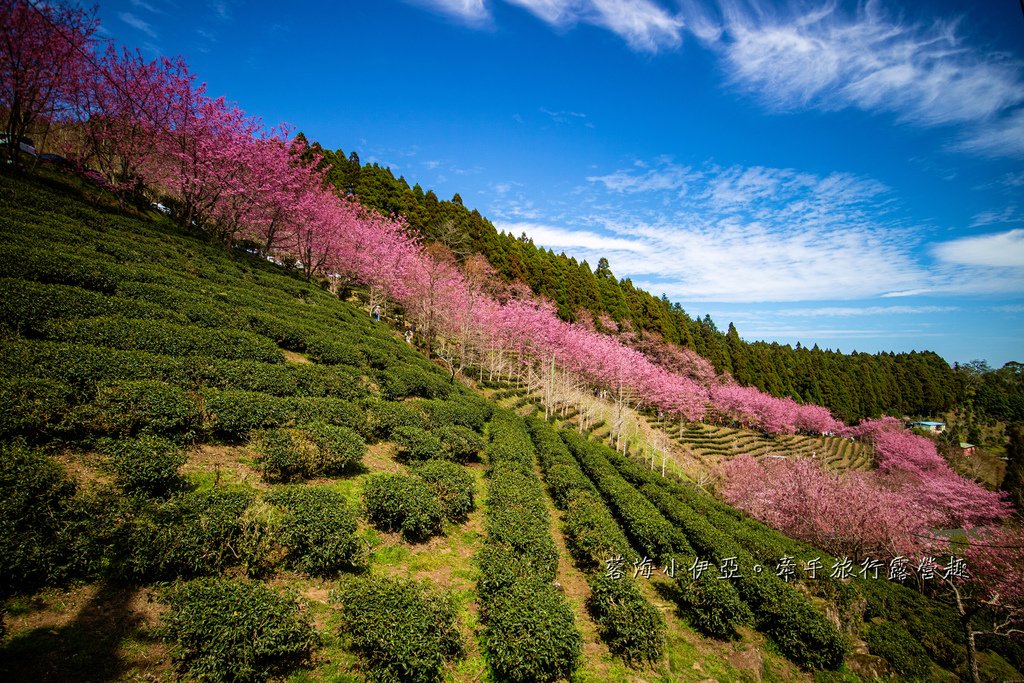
[910,421,945,426]
[960,442,975,449]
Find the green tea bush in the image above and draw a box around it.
[115,489,259,580]
[562,491,632,570]
[162,577,318,683]
[424,394,493,431]
[0,278,178,332]
[0,442,80,592]
[208,359,299,396]
[306,422,366,473]
[587,575,666,666]
[483,579,582,683]
[363,474,444,542]
[291,397,365,432]
[413,459,475,522]
[290,364,367,400]
[266,486,363,574]
[98,434,186,497]
[1,243,120,293]
[866,621,931,680]
[242,311,308,351]
[305,334,363,366]
[203,389,291,439]
[673,570,753,640]
[41,317,283,363]
[392,425,444,462]
[0,376,74,439]
[360,399,428,440]
[88,380,201,437]
[435,424,485,462]
[380,363,452,400]
[335,575,463,683]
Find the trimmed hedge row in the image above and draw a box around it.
[335,575,463,683]
[40,316,284,363]
[478,410,581,683]
[266,486,364,575]
[253,424,365,482]
[363,473,444,542]
[598,448,846,670]
[162,577,318,683]
[413,459,475,522]
[587,574,667,666]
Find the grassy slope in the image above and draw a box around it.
[1,171,1020,682]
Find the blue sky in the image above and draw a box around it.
[98,0,1023,366]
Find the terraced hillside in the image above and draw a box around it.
[2,172,1021,683]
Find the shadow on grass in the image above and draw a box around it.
[0,581,160,683]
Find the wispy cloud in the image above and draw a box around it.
[407,0,490,25]
[970,206,1022,228]
[770,305,960,317]
[118,11,157,39]
[539,107,588,124]
[932,229,1024,268]
[497,221,653,253]
[129,0,164,13]
[588,160,697,194]
[955,108,1024,158]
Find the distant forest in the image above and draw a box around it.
[301,137,1022,424]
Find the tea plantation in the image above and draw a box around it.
[1,171,1021,682]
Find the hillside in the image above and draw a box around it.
[306,143,965,423]
[2,170,1022,682]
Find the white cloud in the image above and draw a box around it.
[970,206,1021,228]
[503,0,578,24]
[587,0,684,52]
[407,0,490,24]
[956,108,1024,159]
[587,161,696,193]
[118,11,157,38]
[706,0,1024,153]
[496,221,652,253]
[770,305,959,317]
[932,229,1024,268]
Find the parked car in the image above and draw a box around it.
[0,134,37,155]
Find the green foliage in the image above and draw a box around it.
[673,571,753,640]
[392,425,444,462]
[41,316,283,363]
[253,424,365,483]
[162,577,318,683]
[866,621,931,681]
[291,397,365,433]
[266,486,363,575]
[335,574,463,683]
[380,363,452,400]
[86,380,201,437]
[482,579,582,683]
[360,399,429,441]
[362,474,444,542]
[423,394,493,432]
[0,375,74,439]
[98,434,186,497]
[114,489,263,580]
[587,575,665,666]
[203,389,291,439]
[0,442,80,594]
[434,424,485,462]
[413,459,475,522]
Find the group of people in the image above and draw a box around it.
[371,304,415,346]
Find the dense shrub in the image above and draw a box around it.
[483,579,582,683]
[587,575,666,666]
[0,376,74,439]
[335,575,463,683]
[562,491,632,570]
[266,486,363,574]
[114,489,261,580]
[41,316,284,363]
[203,389,291,439]
[0,442,80,593]
[162,577,318,683]
[305,422,366,473]
[1,243,121,293]
[363,474,444,542]
[289,363,367,400]
[393,425,444,462]
[360,399,428,440]
[291,397,365,432]
[305,334,363,366]
[380,363,452,400]
[435,424,485,462]
[414,459,475,522]
[98,434,186,497]
[87,380,201,437]
[672,570,753,640]
[866,621,932,680]
[424,394,493,431]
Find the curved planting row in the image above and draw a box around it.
[558,429,753,642]
[563,432,847,671]
[527,417,665,666]
[477,410,581,683]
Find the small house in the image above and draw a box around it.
[910,421,945,433]
[960,442,976,457]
